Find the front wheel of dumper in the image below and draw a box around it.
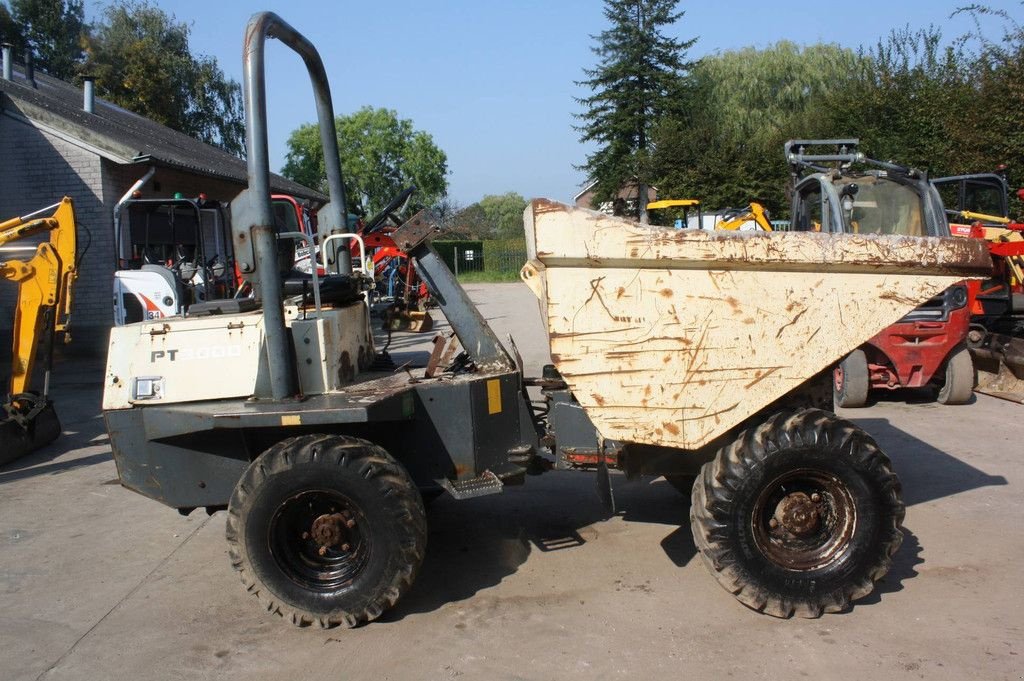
[225,434,426,628]
[690,409,904,618]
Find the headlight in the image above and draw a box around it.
[948,285,968,310]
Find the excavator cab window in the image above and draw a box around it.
[127,204,201,268]
[273,199,301,234]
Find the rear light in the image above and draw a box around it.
[132,376,165,400]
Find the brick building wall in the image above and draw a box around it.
[0,114,111,354]
[1,115,251,356]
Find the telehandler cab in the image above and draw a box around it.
[786,139,976,406]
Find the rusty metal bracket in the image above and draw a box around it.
[391,210,439,252]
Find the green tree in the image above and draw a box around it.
[0,4,25,56]
[813,28,975,175]
[6,0,85,79]
[948,5,1024,202]
[576,0,695,223]
[83,1,244,155]
[282,106,448,216]
[476,192,528,239]
[652,42,863,217]
[451,202,488,239]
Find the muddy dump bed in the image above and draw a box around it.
[521,200,991,450]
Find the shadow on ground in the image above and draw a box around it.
[858,526,923,608]
[384,470,697,621]
[0,356,109,482]
[849,417,1007,506]
[383,413,974,620]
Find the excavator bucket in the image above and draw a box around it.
[0,401,61,466]
[383,307,434,333]
[971,333,1024,403]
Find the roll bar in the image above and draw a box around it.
[231,12,350,400]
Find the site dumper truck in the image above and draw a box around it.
[100,12,992,628]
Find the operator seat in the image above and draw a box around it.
[282,270,362,306]
[275,232,363,307]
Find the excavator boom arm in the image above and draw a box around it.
[1,197,78,397]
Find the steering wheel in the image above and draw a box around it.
[364,186,416,235]
[169,244,199,283]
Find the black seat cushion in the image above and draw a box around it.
[187,298,259,317]
[281,272,362,306]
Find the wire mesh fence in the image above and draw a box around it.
[434,241,528,279]
[450,246,524,274]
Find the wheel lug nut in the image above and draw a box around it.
[345,519,356,528]
[341,543,351,551]
[318,546,328,556]
[811,493,821,503]
[769,518,779,529]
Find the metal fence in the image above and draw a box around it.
[448,244,527,276]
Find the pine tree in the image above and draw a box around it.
[576,0,695,223]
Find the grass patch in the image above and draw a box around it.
[456,270,523,283]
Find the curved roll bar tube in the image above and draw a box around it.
[238,12,350,400]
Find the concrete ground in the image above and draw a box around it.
[2,282,1021,681]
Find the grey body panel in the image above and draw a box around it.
[106,369,538,510]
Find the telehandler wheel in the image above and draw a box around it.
[937,345,975,405]
[833,349,870,408]
[690,409,904,618]
[225,434,426,628]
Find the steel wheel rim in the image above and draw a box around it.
[751,468,857,572]
[269,489,371,593]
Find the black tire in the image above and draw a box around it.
[937,345,975,405]
[690,409,904,618]
[664,475,697,497]
[226,434,426,628]
[833,349,870,408]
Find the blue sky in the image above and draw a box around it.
[85,1,1021,206]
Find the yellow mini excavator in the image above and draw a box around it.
[0,197,78,465]
[716,201,773,231]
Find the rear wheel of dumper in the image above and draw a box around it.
[937,345,975,405]
[226,434,426,628]
[690,409,904,618]
[833,349,870,408]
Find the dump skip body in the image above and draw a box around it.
[522,199,992,450]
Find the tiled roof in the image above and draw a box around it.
[0,65,327,204]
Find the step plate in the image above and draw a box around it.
[439,470,504,500]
